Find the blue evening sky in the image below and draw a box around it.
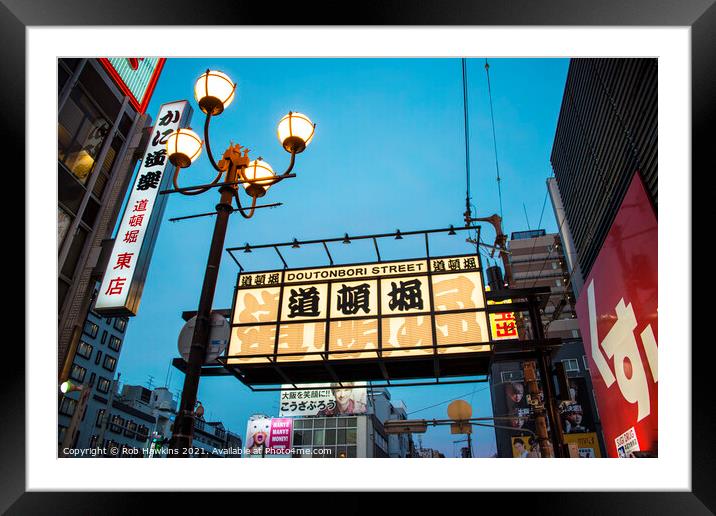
[115,58,568,457]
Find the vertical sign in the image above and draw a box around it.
[575,172,658,458]
[95,100,192,316]
[99,58,166,114]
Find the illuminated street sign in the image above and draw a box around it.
[223,255,493,384]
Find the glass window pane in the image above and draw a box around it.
[346,428,356,445]
[294,420,303,430]
[337,429,346,444]
[325,429,336,445]
[337,446,348,459]
[347,446,357,458]
[325,418,336,428]
[58,89,111,185]
[303,419,313,429]
[313,429,324,446]
[61,226,87,279]
[312,418,324,429]
[345,417,357,427]
[337,418,347,428]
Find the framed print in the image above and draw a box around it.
[12,0,710,512]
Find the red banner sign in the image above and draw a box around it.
[575,172,658,458]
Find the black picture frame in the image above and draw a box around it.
[10,0,709,512]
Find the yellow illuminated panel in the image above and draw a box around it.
[329,319,379,359]
[227,325,275,364]
[380,276,431,315]
[233,287,280,324]
[435,312,490,354]
[381,316,434,357]
[432,272,485,311]
[276,322,326,362]
[330,280,379,319]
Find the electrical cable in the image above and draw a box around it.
[485,59,504,220]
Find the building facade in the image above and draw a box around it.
[58,58,160,377]
[489,229,604,458]
[550,58,657,279]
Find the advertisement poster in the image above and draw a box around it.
[279,382,368,417]
[564,432,602,458]
[244,415,293,456]
[511,436,541,458]
[575,172,658,457]
[558,376,596,435]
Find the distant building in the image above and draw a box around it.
[247,386,412,459]
[417,448,445,459]
[60,382,241,458]
[489,229,604,457]
[58,305,130,453]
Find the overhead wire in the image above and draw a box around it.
[485,59,504,221]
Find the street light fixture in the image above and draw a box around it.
[165,68,315,455]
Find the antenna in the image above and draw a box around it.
[147,375,155,390]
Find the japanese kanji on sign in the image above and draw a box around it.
[222,255,496,384]
[95,100,193,316]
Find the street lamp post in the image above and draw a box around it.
[165,69,315,456]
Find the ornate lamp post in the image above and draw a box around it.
[165,69,315,455]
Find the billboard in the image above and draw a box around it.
[511,436,541,458]
[245,415,293,456]
[99,58,165,114]
[564,432,602,458]
[225,255,492,383]
[95,100,193,316]
[279,383,368,417]
[575,172,658,458]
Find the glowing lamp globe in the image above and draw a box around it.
[194,70,236,115]
[166,128,203,168]
[242,159,275,198]
[277,112,315,154]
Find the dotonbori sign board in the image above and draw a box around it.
[98,58,166,114]
[95,100,193,316]
[575,172,658,458]
[223,255,493,384]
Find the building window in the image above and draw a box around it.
[89,435,99,448]
[69,364,87,383]
[137,425,149,442]
[501,370,524,383]
[97,377,111,394]
[108,336,122,352]
[103,355,117,372]
[110,415,125,434]
[95,350,103,365]
[95,408,106,428]
[83,321,99,338]
[562,358,580,373]
[58,87,111,185]
[582,356,590,370]
[76,340,93,359]
[114,318,127,333]
[101,330,108,344]
[125,421,137,439]
[59,396,77,417]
